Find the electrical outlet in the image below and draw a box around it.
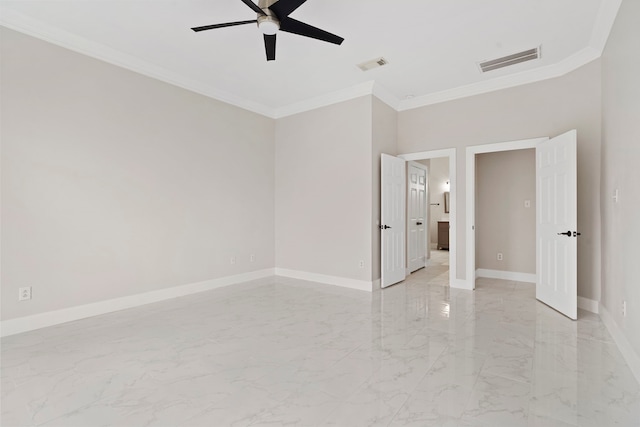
[497,253,503,261]
[19,286,32,301]
[230,257,236,265]
[622,300,627,317]
[613,189,619,203]
[250,254,255,262]
[359,260,365,268]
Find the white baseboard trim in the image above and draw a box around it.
[275,268,372,292]
[577,296,599,314]
[0,268,275,338]
[476,268,536,283]
[599,303,640,385]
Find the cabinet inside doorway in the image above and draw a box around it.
[437,221,449,250]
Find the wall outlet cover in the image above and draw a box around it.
[19,286,32,301]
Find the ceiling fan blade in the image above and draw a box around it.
[264,34,276,61]
[269,0,308,19]
[279,18,344,45]
[240,0,266,16]
[191,20,257,32]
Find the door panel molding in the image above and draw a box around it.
[381,154,406,288]
[407,161,428,273]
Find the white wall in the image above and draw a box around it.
[601,0,640,362]
[428,157,449,246]
[398,60,602,300]
[1,28,275,321]
[476,149,535,273]
[275,96,373,282]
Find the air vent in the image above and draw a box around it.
[478,47,540,73]
[357,57,388,71]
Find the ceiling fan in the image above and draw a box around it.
[191,0,344,61]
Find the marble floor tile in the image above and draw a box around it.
[2,260,640,427]
[460,373,531,427]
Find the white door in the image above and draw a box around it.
[381,154,406,288]
[408,162,428,273]
[536,130,578,320]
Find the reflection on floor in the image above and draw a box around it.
[2,269,639,426]
[412,248,449,279]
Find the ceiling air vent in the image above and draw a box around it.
[478,47,540,73]
[357,57,388,71]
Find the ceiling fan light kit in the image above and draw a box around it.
[258,15,280,35]
[191,0,344,61]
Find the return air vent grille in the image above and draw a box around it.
[357,57,388,71]
[478,47,540,73]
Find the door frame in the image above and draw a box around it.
[465,137,548,289]
[398,149,458,289]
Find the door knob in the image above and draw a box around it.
[416,222,423,225]
[573,231,581,237]
[379,225,391,230]
[557,231,572,236]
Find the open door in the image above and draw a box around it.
[381,154,406,288]
[536,130,578,320]
[407,161,428,273]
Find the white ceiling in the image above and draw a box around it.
[0,0,621,118]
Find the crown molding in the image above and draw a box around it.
[272,81,375,118]
[372,82,401,110]
[1,0,622,118]
[0,9,275,118]
[397,46,601,111]
[589,0,623,52]
[271,81,402,118]
[397,0,621,112]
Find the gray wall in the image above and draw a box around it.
[275,96,373,282]
[476,149,535,274]
[1,28,276,320]
[601,0,640,359]
[398,60,602,300]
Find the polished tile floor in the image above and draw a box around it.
[2,252,640,426]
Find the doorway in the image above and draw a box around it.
[398,148,458,288]
[465,132,578,320]
[465,137,545,289]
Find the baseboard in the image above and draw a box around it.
[274,268,372,292]
[577,296,599,314]
[372,279,381,290]
[476,268,536,283]
[0,268,275,338]
[599,303,640,385]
